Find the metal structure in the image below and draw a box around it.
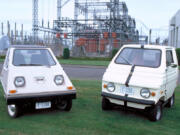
[32,0,71,41]
[32,0,72,31]
[57,0,62,20]
[32,0,38,41]
[32,0,148,57]
[53,0,141,56]
[57,0,72,20]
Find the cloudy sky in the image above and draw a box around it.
[0,0,180,40]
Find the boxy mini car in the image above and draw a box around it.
[101,44,178,121]
[0,45,76,118]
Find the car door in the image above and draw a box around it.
[165,50,178,100]
[1,49,10,93]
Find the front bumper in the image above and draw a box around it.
[101,92,155,106]
[6,91,76,105]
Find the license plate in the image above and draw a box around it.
[35,102,51,109]
[120,86,134,96]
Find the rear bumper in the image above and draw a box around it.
[101,92,155,106]
[6,91,76,105]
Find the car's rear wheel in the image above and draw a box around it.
[148,102,162,122]
[166,94,175,108]
[102,97,112,110]
[56,99,72,111]
[7,104,21,118]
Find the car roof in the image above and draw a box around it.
[10,45,48,49]
[123,44,175,50]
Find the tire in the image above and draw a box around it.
[56,99,72,111]
[166,94,175,108]
[102,97,112,110]
[148,102,162,122]
[7,104,22,118]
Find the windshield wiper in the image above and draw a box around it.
[119,56,136,87]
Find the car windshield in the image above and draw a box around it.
[115,48,161,68]
[13,49,56,66]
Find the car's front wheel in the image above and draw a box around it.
[56,99,72,111]
[7,104,21,118]
[102,97,112,110]
[166,93,175,108]
[148,102,162,122]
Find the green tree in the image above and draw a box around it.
[63,48,70,59]
[176,48,180,65]
[111,49,119,59]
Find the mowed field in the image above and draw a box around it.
[58,59,110,67]
[0,58,110,67]
[0,80,180,135]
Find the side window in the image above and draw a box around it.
[166,50,174,67]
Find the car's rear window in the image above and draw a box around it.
[115,48,161,68]
[13,49,56,66]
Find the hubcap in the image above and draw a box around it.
[8,105,16,116]
[58,101,67,110]
[156,106,161,120]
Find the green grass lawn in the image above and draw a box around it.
[59,59,110,67]
[0,58,110,67]
[0,80,180,135]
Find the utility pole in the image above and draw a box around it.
[11,30,13,44]
[7,21,10,38]
[149,29,152,44]
[48,21,50,46]
[21,24,24,44]
[32,0,38,44]
[57,0,61,20]
[1,23,4,35]
[14,22,17,44]
[73,0,79,47]
[85,0,88,25]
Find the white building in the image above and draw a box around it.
[169,10,180,48]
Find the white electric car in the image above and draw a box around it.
[101,44,178,121]
[0,45,76,118]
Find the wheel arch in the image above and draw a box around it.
[159,96,166,102]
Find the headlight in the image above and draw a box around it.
[54,75,64,85]
[107,83,115,92]
[14,77,25,87]
[140,88,150,98]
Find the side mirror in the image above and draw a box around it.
[170,63,177,68]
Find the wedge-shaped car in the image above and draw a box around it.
[101,44,178,121]
[0,45,76,118]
